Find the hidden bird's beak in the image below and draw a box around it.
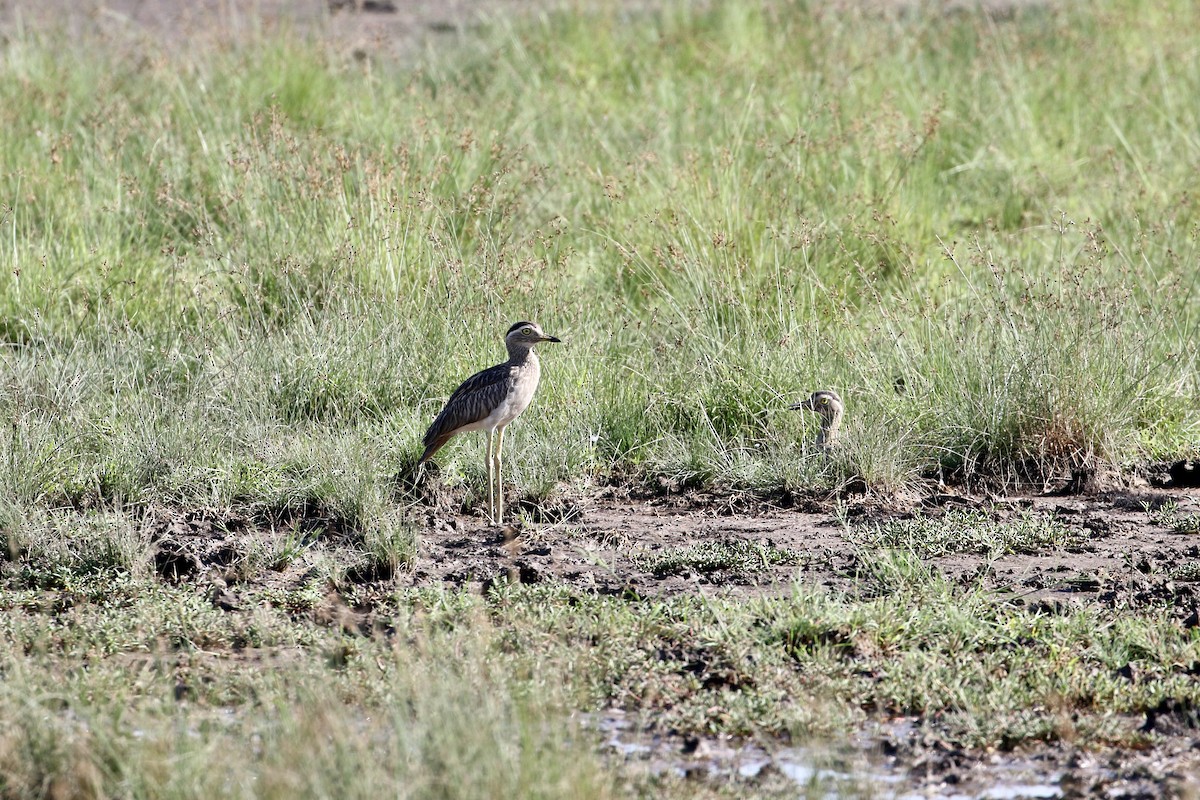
[789,397,813,411]
[541,334,562,343]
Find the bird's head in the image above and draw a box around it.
[790,389,842,417]
[505,321,562,347]
[789,390,844,448]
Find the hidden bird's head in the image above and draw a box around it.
[789,390,844,449]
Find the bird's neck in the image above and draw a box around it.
[817,410,842,448]
[506,341,538,367]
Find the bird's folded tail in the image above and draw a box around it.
[418,431,456,465]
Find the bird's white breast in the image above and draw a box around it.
[482,358,541,431]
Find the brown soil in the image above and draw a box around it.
[415,484,1200,799]
[142,477,1200,615]
[407,486,1200,618]
[417,485,1198,800]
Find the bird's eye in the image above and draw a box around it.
[521,327,534,336]
[820,397,829,405]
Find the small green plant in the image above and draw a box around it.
[257,578,327,613]
[1170,562,1200,582]
[359,512,419,579]
[850,508,1078,558]
[266,526,316,571]
[1149,502,1200,534]
[633,539,797,578]
[4,509,151,590]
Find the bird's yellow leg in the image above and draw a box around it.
[496,427,506,525]
[486,428,495,525]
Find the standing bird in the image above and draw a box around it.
[419,321,562,525]
[790,390,844,452]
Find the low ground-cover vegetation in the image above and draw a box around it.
[1151,500,1200,534]
[4,503,1200,797]
[632,538,798,578]
[849,507,1080,557]
[2,0,1200,796]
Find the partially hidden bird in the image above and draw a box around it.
[789,390,844,452]
[419,321,562,525]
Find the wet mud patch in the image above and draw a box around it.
[404,487,1200,608]
[1145,459,1200,490]
[593,709,1200,800]
[143,505,393,625]
[147,508,248,582]
[54,485,1200,799]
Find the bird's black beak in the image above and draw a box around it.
[789,397,813,411]
[541,335,562,344]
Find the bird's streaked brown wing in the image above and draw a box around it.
[419,363,513,463]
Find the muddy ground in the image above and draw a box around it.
[410,484,1200,611]
[147,477,1200,800]
[414,482,1200,799]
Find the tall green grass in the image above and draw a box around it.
[1,0,1197,522]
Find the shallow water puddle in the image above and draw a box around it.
[585,710,1067,799]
